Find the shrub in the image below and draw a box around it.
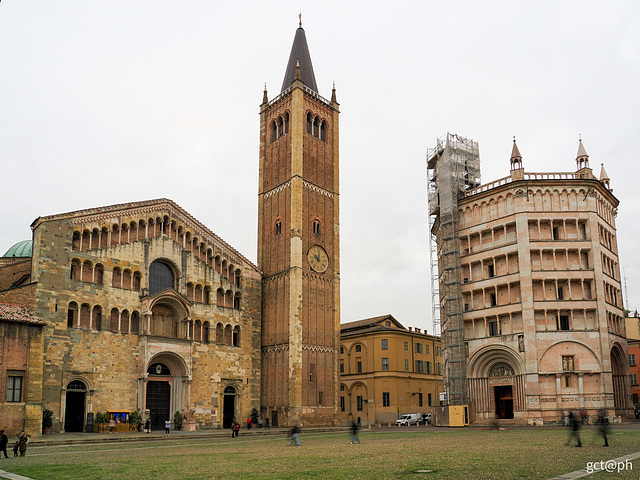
[42,408,54,431]
[174,411,183,430]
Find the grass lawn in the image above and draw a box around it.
[3,428,639,480]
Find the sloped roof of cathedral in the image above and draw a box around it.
[281,23,318,93]
[341,314,406,334]
[0,303,46,325]
[30,198,259,271]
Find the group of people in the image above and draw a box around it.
[566,410,610,448]
[244,416,269,429]
[0,430,29,458]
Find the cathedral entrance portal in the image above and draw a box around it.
[222,386,236,428]
[494,385,514,419]
[64,380,87,432]
[147,380,171,430]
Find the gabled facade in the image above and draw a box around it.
[339,315,442,426]
[2,199,262,433]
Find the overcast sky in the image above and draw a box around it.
[1,1,639,332]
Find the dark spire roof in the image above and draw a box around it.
[281,23,318,93]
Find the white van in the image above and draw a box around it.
[396,413,420,426]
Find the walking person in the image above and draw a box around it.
[598,410,610,447]
[0,430,8,458]
[568,412,582,447]
[18,432,28,457]
[231,421,236,438]
[165,419,171,435]
[234,421,240,438]
[289,423,300,446]
[350,421,360,444]
[265,418,270,430]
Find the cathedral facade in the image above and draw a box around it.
[0,22,340,434]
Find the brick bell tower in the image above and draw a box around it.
[258,17,340,427]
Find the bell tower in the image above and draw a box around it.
[258,19,340,426]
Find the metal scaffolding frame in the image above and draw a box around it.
[427,133,480,406]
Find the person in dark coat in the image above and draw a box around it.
[598,410,610,447]
[350,421,360,444]
[0,430,8,458]
[567,412,582,447]
[18,432,28,457]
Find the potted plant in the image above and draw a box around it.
[95,411,109,433]
[173,410,183,430]
[42,408,53,434]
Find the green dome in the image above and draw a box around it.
[3,240,33,258]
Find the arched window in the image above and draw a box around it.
[203,322,210,344]
[80,303,91,329]
[186,283,195,301]
[130,311,139,334]
[307,112,312,133]
[224,324,232,345]
[320,121,326,142]
[72,232,81,251]
[233,293,241,310]
[95,264,104,285]
[91,229,100,249]
[313,117,319,137]
[233,326,240,347]
[216,288,225,307]
[82,260,93,282]
[313,220,320,235]
[110,308,119,332]
[235,269,242,287]
[149,261,174,294]
[284,112,289,133]
[112,267,122,288]
[122,269,132,290]
[204,286,211,304]
[67,380,86,392]
[194,320,202,342]
[92,305,102,331]
[133,271,141,291]
[278,116,284,137]
[271,121,277,142]
[195,284,203,303]
[216,323,224,344]
[71,259,81,281]
[67,302,78,328]
[275,220,282,235]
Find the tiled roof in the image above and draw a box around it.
[341,314,405,333]
[0,303,46,325]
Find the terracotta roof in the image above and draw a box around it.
[341,314,405,332]
[0,303,46,325]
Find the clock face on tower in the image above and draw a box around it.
[307,245,329,273]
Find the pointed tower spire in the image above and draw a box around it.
[281,20,318,93]
[262,83,268,105]
[576,137,590,170]
[510,136,523,170]
[600,163,611,190]
[331,81,337,104]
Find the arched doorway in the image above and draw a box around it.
[64,380,87,432]
[611,345,629,415]
[222,386,237,428]
[490,363,514,419]
[146,363,171,430]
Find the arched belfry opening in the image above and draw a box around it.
[144,353,189,430]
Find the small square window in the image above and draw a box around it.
[382,358,389,371]
[355,344,361,352]
[381,339,388,350]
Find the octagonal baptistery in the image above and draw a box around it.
[29,199,261,432]
[433,138,632,424]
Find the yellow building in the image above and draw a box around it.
[339,315,442,426]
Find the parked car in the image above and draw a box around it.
[396,414,421,426]
[418,413,431,425]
